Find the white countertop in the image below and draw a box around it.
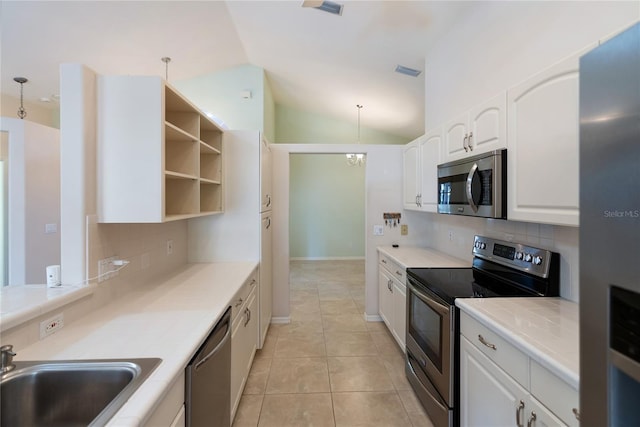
[377,245,471,269]
[456,297,579,389]
[9,261,257,426]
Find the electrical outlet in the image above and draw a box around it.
[98,256,118,283]
[167,240,173,255]
[448,230,454,241]
[40,313,64,339]
[400,224,408,235]
[373,225,384,236]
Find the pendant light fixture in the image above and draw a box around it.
[346,104,365,166]
[13,77,28,119]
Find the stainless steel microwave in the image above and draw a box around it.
[437,149,506,219]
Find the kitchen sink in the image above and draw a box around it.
[0,358,161,427]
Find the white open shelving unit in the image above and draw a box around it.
[97,76,224,223]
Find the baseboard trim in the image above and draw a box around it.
[270,316,291,324]
[290,256,365,261]
[365,314,383,322]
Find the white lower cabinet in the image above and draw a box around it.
[230,277,258,421]
[169,405,185,427]
[144,372,185,427]
[460,335,528,427]
[378,252,407,350]
[460,312,579,427]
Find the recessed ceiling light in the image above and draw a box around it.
[302,0,343,16]
[395,65,422,77]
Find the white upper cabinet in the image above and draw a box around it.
[418,129,441,213]
[97,75,224,223]
[402,141,421,210]
[403,130,441,212]
[507,44,595,226]
[442,92,507,163]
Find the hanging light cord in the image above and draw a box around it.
[161,57,171,81]
[356,104,363,143]
[14,77,28,119]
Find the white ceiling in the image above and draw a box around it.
[1,1,473,139]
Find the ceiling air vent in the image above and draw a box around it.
[302,1,343,16]
[395,65,422,77]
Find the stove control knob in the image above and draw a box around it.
[474,241,480,249]
[515,251,524,260]
[524,253,533,263]
[480,242,487,249]
[533,256,543,265]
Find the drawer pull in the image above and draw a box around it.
[381,259,387,264]
[526,411,536,427]
[516,400,525,427]
[235,298,243,307]
[250,279,256,286]
[572,408,580,421]
[478,334,497,350]
[395,270,403,277]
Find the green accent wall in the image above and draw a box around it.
[289,154,365,259]
[275,104,409,144]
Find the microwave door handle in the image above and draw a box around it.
[466,163,479,213]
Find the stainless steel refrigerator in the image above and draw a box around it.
[580,22,640,427]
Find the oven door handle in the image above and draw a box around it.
[408,281,450,316]
[466,162,480,213]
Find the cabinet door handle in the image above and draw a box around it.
[468,132,473,151]
[266,217,271,229]
[244,308,251,327]
[515,400,525,427]
[572,408,580,421]
[387,279,393,291]
[463,134,469,152]
[266,194,271,207]
[418,193,422,207]
[478,334,497,350]
[526,411,536,427]
[415,195,419,206]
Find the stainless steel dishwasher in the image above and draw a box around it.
[185,306,231,427]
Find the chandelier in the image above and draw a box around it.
[346,104,365,166]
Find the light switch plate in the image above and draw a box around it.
[373,225,384,236]
[401,224,408,235]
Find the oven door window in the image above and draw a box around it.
[409,290,444,372]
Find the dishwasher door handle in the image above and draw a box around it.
[194,321,231,371]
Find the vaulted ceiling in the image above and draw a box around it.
[1,1,473,139]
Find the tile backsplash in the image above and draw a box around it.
[87,216,188,300]
[422,213,579,302]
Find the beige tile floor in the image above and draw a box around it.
[232,260,435,427]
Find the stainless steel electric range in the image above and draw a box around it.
[405,235,560,427]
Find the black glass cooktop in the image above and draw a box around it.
[407,259,553,305]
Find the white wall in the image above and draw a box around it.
[424,1,639,130]
[0,118,60,285]
[417,2,639,303]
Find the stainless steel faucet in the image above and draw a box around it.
[1,344,16,373]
